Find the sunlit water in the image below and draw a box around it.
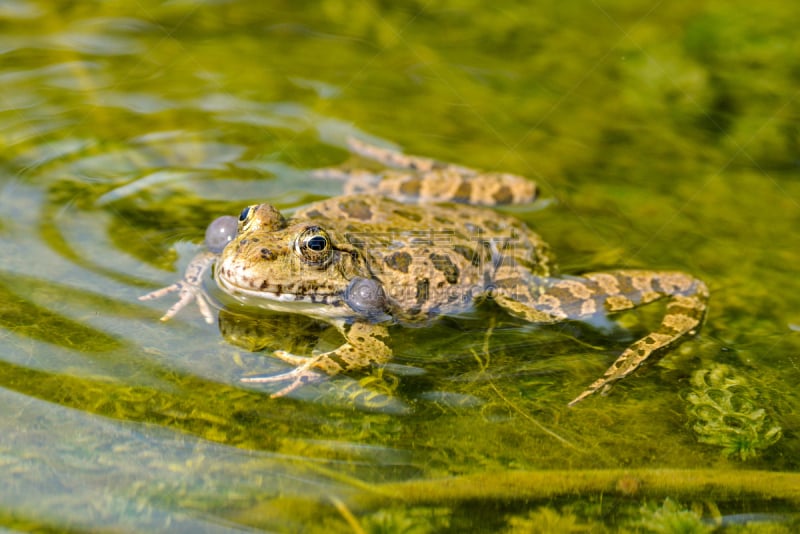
[1,1,799,531]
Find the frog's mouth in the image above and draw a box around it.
[215,271,351,316]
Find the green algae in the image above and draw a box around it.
[351,469,800,509]
[230,470,800,532]
[504,506,589,534]
[1,0,800,531]
[0,273,123,353]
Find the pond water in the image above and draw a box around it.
[1,0,799,531]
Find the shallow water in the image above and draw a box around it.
[1,0,799,531]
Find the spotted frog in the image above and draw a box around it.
[141,138,708,405]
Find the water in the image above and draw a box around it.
[1,0,799,531]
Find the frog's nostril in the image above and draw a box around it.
[259,248,275,260]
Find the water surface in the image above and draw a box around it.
[1,1,799,531]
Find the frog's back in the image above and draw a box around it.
[294,195,553,322]
[297,195,535,242]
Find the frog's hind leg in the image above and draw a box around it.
[492,270,709,405]
[343,138,538,205]
[347,136,474,174]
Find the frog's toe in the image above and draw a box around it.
[140,282,215,324]
[139,283,182,301]
[272,349,313,367]
[241,365,324,398]
[139,250,217,324]
[567,379,614,407]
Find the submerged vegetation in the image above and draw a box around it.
[686,364,782,461]
[0,0,799,530]
[636,498,712,534]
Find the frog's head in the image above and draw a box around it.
[215,203,383,319]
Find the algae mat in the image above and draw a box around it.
[1,0,799,531]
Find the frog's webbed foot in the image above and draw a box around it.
[492,270,709,406]
[241,355,326,398]
[241,321,393,397]
[139,250,217,324]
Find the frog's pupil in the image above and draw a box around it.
[307,235,327,251]
[238,206,251,222]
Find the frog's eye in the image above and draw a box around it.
[239,205,253,222]
[295,226,333,267]
[237,204,258,232]
[306,235,328,251]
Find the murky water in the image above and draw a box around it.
[1,1,799,531]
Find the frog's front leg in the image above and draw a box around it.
[241,320,392,397]
[139,250,217,324]
[139,215,238,324]
[492,270,709,406]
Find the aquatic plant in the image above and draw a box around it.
[360,506,450,534]
[686,364,782,461]
[504,506,587,533]
[635,498,712,534]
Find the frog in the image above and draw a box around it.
[140,137,709,406]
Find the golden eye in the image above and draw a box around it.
[295,226,333,266]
